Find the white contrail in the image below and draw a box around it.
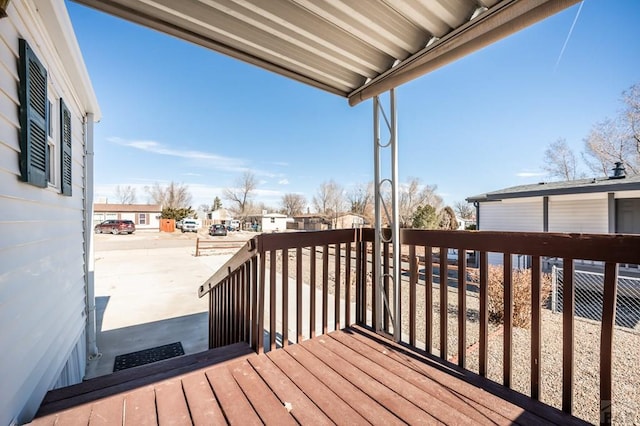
[554,1,584,72]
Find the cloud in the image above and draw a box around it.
[278,179,289,185]
[107,137,248,172]
[516,171,546,178]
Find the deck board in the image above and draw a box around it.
[205,366,262,425]
[316,334,487,425]
[247,355,333,425]
[229,359,297,425]
[267,347,370,424]
[32,326,591,426]
[123,386,157,426]
[180,372,226,425]
[301,337,439,424]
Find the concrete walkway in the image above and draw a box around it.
[86,234,237,378]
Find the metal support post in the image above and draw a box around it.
[373,89,401,341]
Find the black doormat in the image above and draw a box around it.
[113,342,185,372]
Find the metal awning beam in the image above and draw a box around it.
[348,0,580,106]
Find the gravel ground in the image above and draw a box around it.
[274,246,640,425]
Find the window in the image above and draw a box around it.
[19,39,72,195]
[139,213,147,225]
[270,217,275,223]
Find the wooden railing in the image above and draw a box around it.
[199,228,640,424]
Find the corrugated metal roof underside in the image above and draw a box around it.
[72,0,580,105]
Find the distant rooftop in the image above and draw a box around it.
[467,174,640,202]
[94,203,162,212]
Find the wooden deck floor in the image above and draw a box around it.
[32,326,588,425]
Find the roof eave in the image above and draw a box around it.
[471,180,640,202]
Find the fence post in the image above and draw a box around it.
[196,238,200,257]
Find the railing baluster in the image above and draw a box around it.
[425,246,433,354]
[257,252,266,354]
[479,251,488,377]
[223,282,227,346]
[383,242,390,332]
[562,258,575,414]
[310,246,316,338]
[251,256,259,351]
[504,253,513,388]
[355,241,362,324]
[409,245,417,347]
[322,244,329,335]
[235,271,240,342]
[345,242,352,326]
[458,248,467,368]
[244,261,251,343]
[439,247,448,360]
[600,262,617,425]
[531,255,541,400]
[335,243,341,330]
[296,247,303,343]
[370,243,380,329]
[270,251,277,351]
[209,289,214,348]
[282,249,289,347]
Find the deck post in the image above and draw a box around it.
[373,89,400,341]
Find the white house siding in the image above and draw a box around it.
[479,199,543,266]
[0,2,94,424]
[548,197,608,234]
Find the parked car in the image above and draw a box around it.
[209,224,227,236]
[181,219,198,233]
[175,219,183,230]
[94,220,135,235]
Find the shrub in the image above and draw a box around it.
[469,264,552,328]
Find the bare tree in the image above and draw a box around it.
[280,193,307,216]
[348,182,373,215]
[313,180,345,216]
[542,138,580,181]
[583,118,638,176]
[145,181,192,209]
[453,201,474,220]
[114,185,137,204]
[397,177,442,228]
[622,83,640,160]
[223,171,257,217]
[198,204,210,212]
[582,83,640,177]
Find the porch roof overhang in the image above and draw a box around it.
[71,0,579,106]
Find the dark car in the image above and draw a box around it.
[94,220,135,235]
[209,224,227,236]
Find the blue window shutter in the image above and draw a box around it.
[18,39,48,188]
[60,98,72,196]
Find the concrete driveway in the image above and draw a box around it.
[85,230,251,378]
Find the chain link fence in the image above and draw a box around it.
[551,265,640,333]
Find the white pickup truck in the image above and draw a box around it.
[181,219,198,233]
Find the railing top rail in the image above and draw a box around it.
[198,237,257,297]
[198,229,363,297]
[259,228,360,251]
[401,229,640,264]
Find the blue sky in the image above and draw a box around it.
[66,1,640,211]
